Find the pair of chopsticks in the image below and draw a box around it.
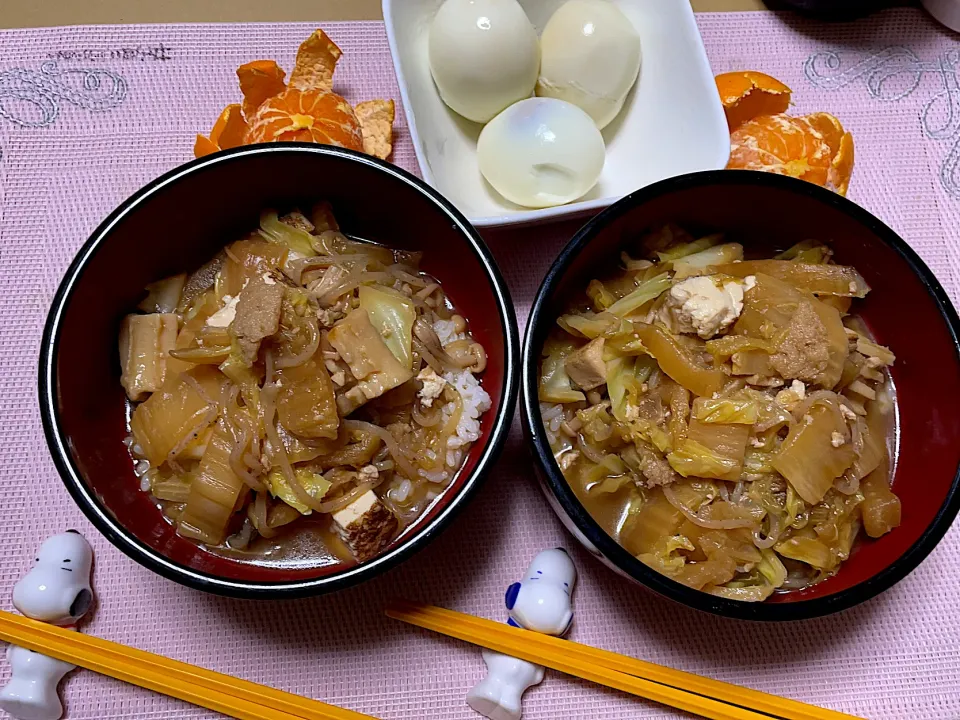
[386,600,864,720]
[0,610,375,720]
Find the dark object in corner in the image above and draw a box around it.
[764,0,910,19]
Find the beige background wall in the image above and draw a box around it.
[0,0,765,28]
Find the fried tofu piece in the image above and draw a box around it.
[119,313,179,401]
[289,29,342,92]
[564,337,607,391]
[279,210,315,234]
[355,99,395,160]
[332,490,398,562]
[233,274,284,364]
[327,309,414,414]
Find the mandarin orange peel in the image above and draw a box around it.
[194,29,394,160]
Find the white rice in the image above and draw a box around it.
[446,449,462,468]
[442,368,491,464]
[418,468,450,483]
[541,403,564,422]
[428,322,492,469]
[140,475,151,492]
[387,478,414,504]
[433,319,466,346]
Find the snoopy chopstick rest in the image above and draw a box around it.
[0,531,94,720]
[467,548,577,720]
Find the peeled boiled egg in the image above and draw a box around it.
[477,97,605,208]
[536,0,642,130]
[428,0,540,124]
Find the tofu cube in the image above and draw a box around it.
[332,490,398,562]
[564,337,607,391]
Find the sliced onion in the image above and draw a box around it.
[262,382,326,513]
[412,400,442,427]
[753,513,783,549]
[229,424,265,492]
[577,437,608,465]
[387,265,428,288]
[344,419,419,480]
[835,473,860,495]
[663,485,759,530]
[313,481,376,514]
[793,390,844,426]
[315,271,390,306]
[413,336,444,374]
[275,317,320,369]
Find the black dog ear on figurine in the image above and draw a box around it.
[0,532,95,720]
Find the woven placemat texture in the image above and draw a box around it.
[0,9,958,719]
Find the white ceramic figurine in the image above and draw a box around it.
[466,548,577,720]
[0,531,94,720]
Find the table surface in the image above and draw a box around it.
[0,0,765,28]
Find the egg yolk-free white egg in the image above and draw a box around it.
[536,0,642,130]
[428,0,540,124]
[477,97,605,208]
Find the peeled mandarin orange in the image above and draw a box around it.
[195,30,393,159]
[237,60,287,121]
[728,113,832,185]
[728,112,855,195]
[244,87,364,150]
[715,71,792,131]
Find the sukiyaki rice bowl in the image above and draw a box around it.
[522,170,960,621]
[40,144,518,598]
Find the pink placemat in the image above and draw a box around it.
[1,8,959,720]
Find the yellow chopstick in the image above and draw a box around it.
[0,610,376,720]
[386,600,863,720]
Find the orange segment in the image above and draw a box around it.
[289,29,342,92]
[728,113,833,186]
[715,71,792,131]
[209,104,249,150]
[244,88,364,151]
[804,112,845,155]
[194,134,220,158]
[804,111,854,195]
[237,60,287,121]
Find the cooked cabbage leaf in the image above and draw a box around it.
[359,285,416,369]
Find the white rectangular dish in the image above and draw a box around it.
[383,0,731,228]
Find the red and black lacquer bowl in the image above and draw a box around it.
[40,144,518,598]
[522,170,960,621]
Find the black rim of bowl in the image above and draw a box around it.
[39,143,520,599]
[522,169,960,621]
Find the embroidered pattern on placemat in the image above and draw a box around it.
[804,46,960,198]
[0,62,127,128]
